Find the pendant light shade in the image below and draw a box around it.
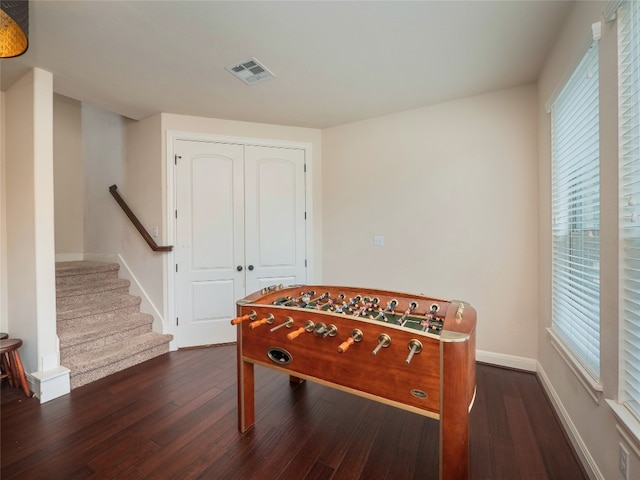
[0,0,28,58]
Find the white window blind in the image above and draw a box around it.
[619,0,640,419]
[551,40,600,379]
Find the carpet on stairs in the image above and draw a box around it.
[56,260,173,389]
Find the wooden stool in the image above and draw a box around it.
[0,339,31,397]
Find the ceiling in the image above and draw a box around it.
[0,0,575,129]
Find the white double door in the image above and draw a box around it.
[174,139,307,347]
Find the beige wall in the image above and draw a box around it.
[4,69,58,376]
[82,104,128,256]
[53,94,84,255]
[537,1,635,478]
[1,91,6,333]
[122,114,164,319]
[322,84,539,364]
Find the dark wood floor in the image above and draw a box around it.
[1,345,587,479]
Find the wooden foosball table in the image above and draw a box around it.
[234,285,477,480]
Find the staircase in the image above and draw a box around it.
[56,260,173,389]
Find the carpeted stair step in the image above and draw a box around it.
[66,332,173,389]
[56,277,131,307]
[55,261,120,287]
[59,312,154,359]
[57,294,142,328]
[56,260,173,390]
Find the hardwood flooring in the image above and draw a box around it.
[1,345,587,479]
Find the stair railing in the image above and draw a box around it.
[109,185,173,252]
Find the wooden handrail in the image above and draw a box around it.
[109,185,173,252]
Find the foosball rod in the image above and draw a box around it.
[337,329,363,353]
[249,313,275,329]
[399,301,419,326]
[230,310,257,325]
[270,317,294,332]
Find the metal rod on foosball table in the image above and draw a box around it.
[300,291,329,308]
[316,293,345,310]
[369,310,386,322]
[353,296,377,317]
[421,304,442,333]
[399,301,419,326]
[405,339,423,364]
[270,317,294,333]
[249,314,275,329]
[372,333,391,355]
[282,290,316,307]
[385,299,398,313]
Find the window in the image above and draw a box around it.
[619,0,640,420]
[551,38,600,380]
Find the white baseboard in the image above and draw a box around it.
[536,363,602,480]
[27,366,70,403]
[82,253,164,330]
[70,253,176,350]
[476,349,537,372]
[115,255,165,334]
[55,253,84,262]
[83,252,118,263]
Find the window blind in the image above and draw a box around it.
[619,0,640,419]
[551,40,600,379]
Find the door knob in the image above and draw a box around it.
[237,265,243,271]
[248,265,254,271]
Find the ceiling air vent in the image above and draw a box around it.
[226,57,275,85]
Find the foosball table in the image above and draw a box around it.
[233,285,477,480]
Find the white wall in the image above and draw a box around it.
[537,1,634,479]
[322,84,539,365]
[82,104,128,256]
[53,94,84,256]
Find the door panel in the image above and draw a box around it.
[191,281,235,320]
[191,157,235,268]
[245,145,307,294]
[175,140,245,347]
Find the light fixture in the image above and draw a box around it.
[0,0,28,58]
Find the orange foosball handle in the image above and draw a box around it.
[231,314,250,325]
[287,327,305,340]
[249,317,271,329]
[230,310,256,325]
[338,337,355,353]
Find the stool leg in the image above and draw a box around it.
[9,350,31,397]
[0,352,9,384]
[2,351,17,388]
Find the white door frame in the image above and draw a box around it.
[164,131,314,349]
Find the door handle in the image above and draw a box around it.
[248,265,254,271]
[237,265,243,271]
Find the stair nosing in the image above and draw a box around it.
[56,278,131,297]
[64,333,173,373]
[55,261,120,278]
[56,294,141,319]
[58,313,153,344]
